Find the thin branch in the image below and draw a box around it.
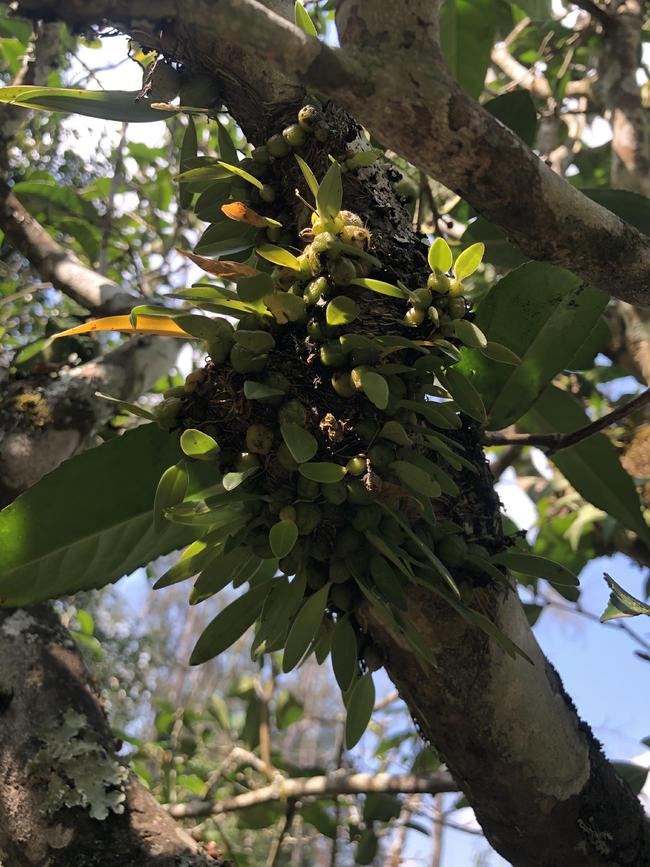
[483,389,650,453]
[266,801,295,867]
[572,0,614,29]
[166,770,458,820]
[540,593,650,654]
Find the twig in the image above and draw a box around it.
[483,389,650,453]
[573,0,614,30]
[266,801,295,867]
[541,593,650,654]
[490,445,524,480]
[166,770,458,820]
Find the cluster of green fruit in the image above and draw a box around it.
[148,106,514,748]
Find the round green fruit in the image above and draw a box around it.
[282,123,307,147]
[266,133,291,158]
[331,371,356,398]
[346,455,367,476]
[297,104,321,130]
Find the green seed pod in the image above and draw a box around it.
[428,272,451,295]
[246,423,274,455]
[259,184,276,203]
[153,396,182,427]
[276,441,299,472]
[296,253,314,278]
[278,504,297,522]
[351,504,382,532]
[320,480,347,505]
[349,366,367,392]
[339,225,370,248]
[207,336,233,364]
[329,558,351,584]
[230,344,268,374]
[340,210,364,227]
[278,399,308,427]
[297,475,320,499]
[320,341,349,368]
[311,231,341,255]
[307,318,326,340]
[404,307,426,327]
[448,296,466,319]
[251,145,270,164]
[427,305,440,327]
[266,133,291,158]
[335,527,364,557]
[331,370,356,398]
[283,123,307,147]
[297,104,322,130]
[330,581,355,612]
[163,385,186,399]
[436,535,468,568]
[304,276,329,306]
[296,501,322,535]
[346,455,367,476]
[329,256,357,286]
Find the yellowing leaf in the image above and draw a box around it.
[176,248,259,278]
[221,201,279,228]
[52,315,192,339]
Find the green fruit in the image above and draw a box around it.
[331,371,356,398]
[314,121,329,142]
[230,344,268,374]
[330,581,355,611]
[278,399,307,426]
[246,424,274,455]
[283,123,307,147]
[307,319,326,340]
[311,231,341,255]
[351,504,382,531]
[259,184,276,203]
[436,535,468,568]
[320,480,347,505]
[267,133,291,158]
[297,104,321,130]
[448,296,466,319]
[349,366,367,392]
[329,256,357,286]
[295,502,322,535]
[153,396,182,427]
[449,278,464,298]
[320,341,349,368]
[428,273,450,295]
[339,225,370,247]
[427,306,440,327]
[329,559,351,584]
[346,455,366,476]
[305,276,329,306]
[251,145,270,163]
[207,337,233,364]
[404,307,426,327]
[163,385,186,399]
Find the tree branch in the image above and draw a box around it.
[14,0,650,307]
[166,770,458,819]
[483,388,650,452]
[573,0,614,30]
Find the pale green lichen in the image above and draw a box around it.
[27,709,128,820]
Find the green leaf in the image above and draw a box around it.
[222,467,258,491]
[191,547,259,603]
[244,381,286,401]
[345,672,375,748]
[264,291,306,323]
[195,221,258,256]
[299,462,347,483]
[283,583,330,672]
[0,426,207,606]
[452,319,487,349]
[356,828,379,865]
[350,278,408,299]
[94,392,155,421]
[179,117,198,208]
[294,154,319,198]
[326,295,360,326]
[390,461,441,498]
[281,422,318,463]
[234,330,276,353]
[399,399,461,430]
[216,119,239,165]
[520,386,650,544]
[359,369,389,410]
[0,85,176,122]
[175,165,231,183]
[480,341,521,365]
[611,762,650,796]
[484,91,537,147]
[437,367,486,423]
[180,428,220,461]
[491,551,579,589]
[458,263,608,429]
[428,237,453,273]
[600,573,650,622]
[269,520,299,559]
[331,616,358,692]
[515,0,552,19]
[217,160,263,190]
[439,0,496,100]
[190,582,271,665]
[379,421,411,447]
[369,554,408,610]
[454,242,484,279]
[237,273,274,302]
[316,162,343,220]
[294,1,318,37]
[255,244,302,271]
[154,462,189,532]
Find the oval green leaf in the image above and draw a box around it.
[345,672,375,749]
[283,583,330,672]
[154,461,189,532]
[316,162,343,220]
[269,520,299,559]
[453,318,487,349]
[326,295,360,326]
[217,160,263,190]
[454,242,484,279]
[350,278,408,299]
[256,244,302,271]
[281,422,318,464]
[359,369,389,410]
[428,237,453,273]
[331,616,358,692]
[180,429,220,461]
[299,462,347,483]
[190,582,271,665]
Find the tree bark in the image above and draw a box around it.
[4,2,650,866]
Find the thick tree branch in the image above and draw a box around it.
[167,771,458,819]
[14,0,650,307]
[483,388,650,452]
